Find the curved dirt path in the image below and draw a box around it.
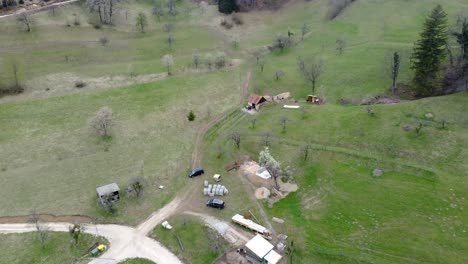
[0,70,252,263]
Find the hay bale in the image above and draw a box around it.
[204,180,208,187]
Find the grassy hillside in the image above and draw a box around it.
[201,93,467,263]
[0,70,241,223]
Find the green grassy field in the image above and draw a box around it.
[152,215,229,264]
[0,232,107,264]
[0,70,241,224]
[0,0,223,86]
[0,0,467,263]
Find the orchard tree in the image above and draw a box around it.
[90,106,113,138]
[301,23,310,40]
[129,176,145,198]
[297,56,323,94]
[259,146,281,188]
[410,5,448,96]
[218,0,238,14]
[135,12,148,33]
[390,52,400,95]
[162,54,174,74]
[17,13,32,32]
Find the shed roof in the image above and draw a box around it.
[264,249,282,264]
[248,94,266,105]
[96,183,120,196]
[245,234,274,259]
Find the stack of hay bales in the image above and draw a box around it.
[203,183,229,196]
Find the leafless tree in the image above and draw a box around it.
[252,48,263,64]
[273,34,292,52]
[162,54,174,74]
[214,52,226,69]
[164,23,174,33]
[297,56,323,94]
[166,0,177,16]
[279,116,290,131]
[99,36,109,46]
[336,37,346,54]
[258,59,266,73]
[262,131,274,146]
[204,53,214,70]
[152,0,164,21]
[17,13,32,32]
[249,117,257,129]
[128,176,145,198]
[228,131,242,149]
[192,52,201,68]
[300,142,312,161]
[301,23,310,40]
[274,70,284,81]
[167,33,175,49]
[12,61,19,89]
[29,211,49,249]
[90,106,113,137]
[135,12,148,33]
[87,0,116,25]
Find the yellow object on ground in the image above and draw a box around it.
[97,244,106,251]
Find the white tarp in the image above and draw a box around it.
[283,105,300,109]
[232,214,269,235]
[256,167,271,179]
[245,234,274,259]
[264,249,282,264]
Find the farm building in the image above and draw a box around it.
[247,94,267,111]
[244,234,282,264]
[96,183,120,205]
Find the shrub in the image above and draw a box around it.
[74,81,86,88]
[214,52,226,69]
[99,36,109,46]
[231,12,243,25]
[187,110,196,121]
[220,19,233,29]
[93,24,102,30]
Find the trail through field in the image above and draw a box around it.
[0,70,252,263]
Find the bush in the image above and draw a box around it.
[187,110,196,121]
[74,81,86,88]
[99,36,109,46]
[220,19,233,29]
[93,24,102,30]
[214,52,226,69]
[231,12,243,25]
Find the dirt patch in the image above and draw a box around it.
[0,214,94,224]
[254,187,271,199]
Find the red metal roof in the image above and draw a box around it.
[248,94,265,105]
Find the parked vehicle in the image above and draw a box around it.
[206,199,225,209]
[188,167,204,178]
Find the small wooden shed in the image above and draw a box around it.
[96,183,120,205]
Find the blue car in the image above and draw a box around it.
[188,168,204,178]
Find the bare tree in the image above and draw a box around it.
[29,211,49,249]
[301,23,310,40]
[258,59,266,73]
[166,0,177,16]
[274,70,284,81]
[252,49,263,64]
[128,176,145,198]
[12,61,19,89]
[204,53,214,70]
[99,36,109,46]
[192,52,201,68]
[214,52,226,69]
[90,106,113,137]
[390,52,400,95]
[336,37,346,54]
[162,54,174,74]
[273,34,292,52]
[17,13,32,32]
[262,131,274,146]
[228,131,242,149]
[167,33,175,49]
[164,23,174,33]
[300,142,312,161]
[249,117,257,129]
[297,56,323,94]
[87,0,116,25]
[279,116,290,131]
[135,12,148,33]
[152,0,164,21]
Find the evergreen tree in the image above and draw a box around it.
[410,5,448,96]
[452,18,468,73]
[218,0,239,14]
